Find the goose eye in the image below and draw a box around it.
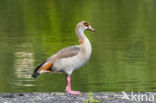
[84,22,89,27]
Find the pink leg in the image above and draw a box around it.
[65,75,81,95]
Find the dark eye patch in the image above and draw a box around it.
[84,22,89,27]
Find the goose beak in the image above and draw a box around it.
[87,26,95,32]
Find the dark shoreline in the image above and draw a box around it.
[0,92,155,103]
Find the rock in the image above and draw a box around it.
[0,92,155,103]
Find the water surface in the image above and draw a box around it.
[0,0,156,92]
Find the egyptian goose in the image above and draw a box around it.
[32,21,95,95]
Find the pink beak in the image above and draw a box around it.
[87,26,95,32]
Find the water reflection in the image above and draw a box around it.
[14,43,35,87]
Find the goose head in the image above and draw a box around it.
[76,21,95,33]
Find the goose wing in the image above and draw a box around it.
[32,46,80,75]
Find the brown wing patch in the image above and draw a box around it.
[38,63,53,72]
[46,46,80,65]
[57,47,80,59]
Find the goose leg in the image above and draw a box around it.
[65,75,81,95]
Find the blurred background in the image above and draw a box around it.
[0,0,156,92]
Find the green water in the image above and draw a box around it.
[0,0,156,92]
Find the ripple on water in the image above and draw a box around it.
[14,43,35,87]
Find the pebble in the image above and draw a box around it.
[0,92,155,103]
